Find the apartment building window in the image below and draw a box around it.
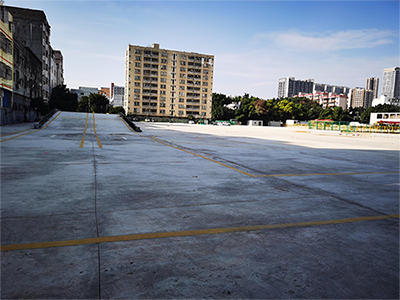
[202,105,207,110]
[202,93,207,98]
[160,84,166,89]
[179,98,184,102]
[160,65,167,70]
[178,111,184,115]
[201,112,206,116]
[172,54,177,59]
[135,69,141,74]
[180,80,185,84]
[152,51,159,56]
[135,49,142,54]
[134,102,140,106]
[178,104,184,108]
[203,82,208,86]
[180,61,186,66]
[202,88,208,92]
[144,50,151,55]
[135,82,140,87]
[202,99,207,104]
[135,56,141,61]
[203,75,208,80]
[160,91,166,95]
[179,92,184,96]
[135,62,141,67]
[180,74,186,78]
[160,96,166,101]
[134,89,140,93]
[134,76,140,80]
[179,86,185,90]
[162,52,167,57]
[161,59,167,64]
[180,67,186,72]
[134,108,140,113]
[160,109,166,114]
[161,71,167,76]
[180,54,186,59]
[160,103,166,108]
[161,78,166,82]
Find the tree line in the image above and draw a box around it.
[212,93,400,124]
[31,85,124,116]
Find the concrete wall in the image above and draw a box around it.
[1,109,37,126]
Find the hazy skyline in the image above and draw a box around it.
[7,0,399,99]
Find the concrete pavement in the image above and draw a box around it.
[1,111,399,299]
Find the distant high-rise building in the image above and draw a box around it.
[313,83,351,95]
[110,84,124,107]
[381,67,400,100]
[365,77,379,100]
[350,88,373,108]
[277,77,314,98]
[125,43,214,119]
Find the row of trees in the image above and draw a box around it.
[212,93,400,124]
[31,85,125,116]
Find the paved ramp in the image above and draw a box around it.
[1,112,399,298]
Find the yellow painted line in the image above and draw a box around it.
[0,128,32,137]
[252,171,400,178]
[79,113,89,148]
[0,111,62,143]
[92,112,103,148]
[149,136,252,176]
[1,214,398,252]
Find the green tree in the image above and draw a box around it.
[30,97,50,116]
[77,93,110,113]
[211,93,235,120]
[49,85,78,111]
[108,106,125,114]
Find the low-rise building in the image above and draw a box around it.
[294,92,348,109]
[71,86,99,101]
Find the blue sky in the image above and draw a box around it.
[7,0,400,99]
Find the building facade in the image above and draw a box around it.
[5,5,52,100]
[294,92,348,109]
[53,49,63,87]
[365,77,379,99]
[110,84,124,107]
[124,43,214,119]
[313,83,351,95]
[277,77,314,98]
[0,5,13,111]
[350,87,373,108]
[381,67,400,100]
[71,86,99,101]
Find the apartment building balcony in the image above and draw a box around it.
[186,99,200,103]
[186,110,200,115]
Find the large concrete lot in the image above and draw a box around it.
[1,111,399,299]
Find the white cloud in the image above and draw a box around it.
[255,29,395,51]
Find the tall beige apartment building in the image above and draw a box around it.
[124,43,214,119]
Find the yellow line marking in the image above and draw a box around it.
[149,136,251,176]
[252,171,400,178]
[0,111,62,143]
[79,113,89,148]
[146,136,400,178]
[1,214,398,252]
[92,112,103,148]
[0,128,32,137]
